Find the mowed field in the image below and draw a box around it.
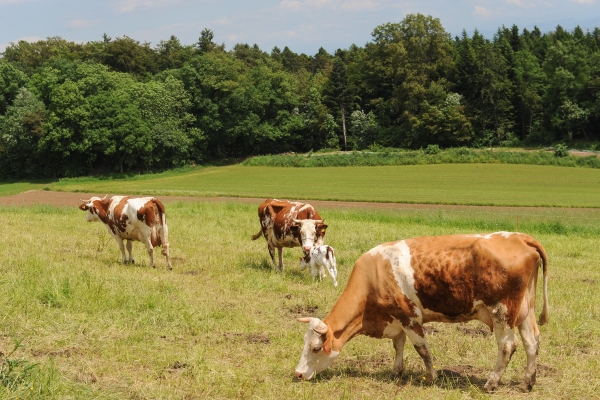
[0,163,599,399]
[44,163,600,207]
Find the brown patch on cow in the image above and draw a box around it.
[137,200,157,228]
[359,255,419,339]
[112,197,130,232]
[408,234,541,328]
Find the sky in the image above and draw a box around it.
[1,0,599,55]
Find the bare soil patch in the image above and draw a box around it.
[222,332,270,345]
[0,189,593,215]
[456,324,492,337]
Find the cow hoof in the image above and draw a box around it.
[483,381,498,393]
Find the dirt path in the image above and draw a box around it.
[0,189,592,215]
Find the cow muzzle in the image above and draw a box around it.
[295,370,312,380]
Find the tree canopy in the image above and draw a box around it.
[1,15,600,178]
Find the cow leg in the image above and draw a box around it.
[277,246,284,271]
[311,263,317,282]
[267,244,278,269]
[391,332,407,376]
[403,325,436,383]
[113,236,127,264]
[126,240,134,264]
[484,315,518,392]
[518,309,540,392]
[159,225,172,270]
[139,234,155,268]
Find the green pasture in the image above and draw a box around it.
[0,201,598,399]
[41,163,600,207]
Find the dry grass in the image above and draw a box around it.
[0,202,598,399]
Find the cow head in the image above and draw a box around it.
[291,219,328,253]
[295,317,338,380]
[78,195,107,222]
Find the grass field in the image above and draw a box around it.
[0,201,599,399]
[42,163,600,207]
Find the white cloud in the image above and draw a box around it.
[113,0,181,13]
[340,0,377,11]
[572,0,594,3]
[0,0,32,4]
[279,0,332,12]
[67,19,100,29]
[505,0,524,6]
[474,6,492,16]
[216,17,234,26]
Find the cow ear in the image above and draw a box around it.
[290,225,300,232]
[317,224,328,234]
[79,203,88,211]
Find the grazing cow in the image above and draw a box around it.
[79,195,172,269]
[295,232,549,392]
[299,245,338,287]
[252,199,328,271]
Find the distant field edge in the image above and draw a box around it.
[1,190,599,211]
[242,148,600,168]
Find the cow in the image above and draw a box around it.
[251,199,328,271]
[79,195,172,270]
[295,232,549,392]
[299,245,338,286]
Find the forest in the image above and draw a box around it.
[0,13,599,178]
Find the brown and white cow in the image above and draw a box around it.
[251,199,328,271]
[295,232,549,392]
[79,195,172,269]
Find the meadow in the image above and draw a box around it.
[39,163,600,207]
[0,201,599,399]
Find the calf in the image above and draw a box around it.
[79,195,172,269]
[299,245,338,286]
[295,232,549,392]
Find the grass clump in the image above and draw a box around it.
[242,148,600,169]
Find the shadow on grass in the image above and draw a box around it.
[304,362,526,394]
[244,259,274,272]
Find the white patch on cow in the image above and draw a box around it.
[471,232,515,239]
[372,241,421,309]
[382,318,404,338]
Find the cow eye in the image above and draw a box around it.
[313,346,321,353]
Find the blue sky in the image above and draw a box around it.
[1,0,599,55]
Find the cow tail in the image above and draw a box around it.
[154,199,169,252]
[525,236,549,325]
[251,229,263,240]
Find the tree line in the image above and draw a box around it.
[1,15,599,178]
